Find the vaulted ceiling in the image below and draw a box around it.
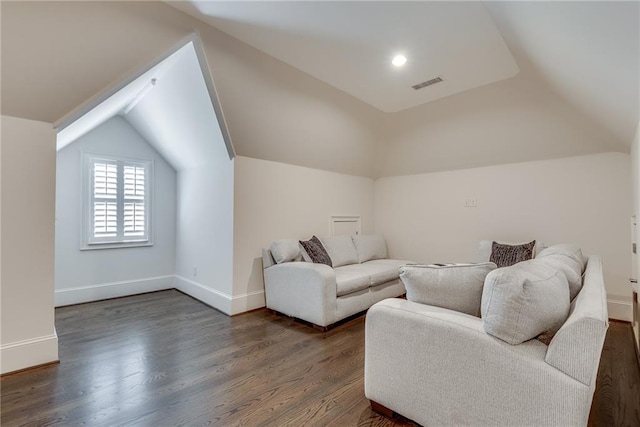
[169,1,520,113]
[1,1,638,178]
[170,0,639,146]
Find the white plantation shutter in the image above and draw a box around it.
[123,165,146,237]
[83,154,152,248]
[93,162,118,238]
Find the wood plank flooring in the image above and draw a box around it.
[1,290,638,426]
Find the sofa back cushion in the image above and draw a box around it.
[481,259,570,345]
[320,235,359,267]
[270,239,303,264]
[400,262,497,317]
[536,245,585,301]
[352,235,388,263]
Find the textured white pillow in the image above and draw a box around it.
[481,259,570,345]
[536,245,585,300]
[540,244,587,272]
[352,235,388,263]
[269,239,303,264]
[400,262,497,317]
[319,235,359,267]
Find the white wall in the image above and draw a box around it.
[1,116,58,374]
[55,116,177,306]
[232,156,375,314]
[176,160,234,314]
[375,153,632,320]
[174,160,235,315]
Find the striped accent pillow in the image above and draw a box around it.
[490,240,535,268]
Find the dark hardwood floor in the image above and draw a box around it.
[1,290,638,426]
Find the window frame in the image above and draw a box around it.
[81,152,154,250]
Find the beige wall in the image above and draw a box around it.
[375,152,632,319]
[631,121,640,280]
[376,74,627,178]
[1,116,58,373]
[232,156,375,314]
[1,1,379,177]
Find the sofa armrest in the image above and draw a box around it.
[365,299,592,427]
[264,262,337,327]
[545,256,608,387]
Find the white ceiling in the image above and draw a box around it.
[58,41,227,172]
[486,1,639,145]
[169,1,520,113]
[56,44,188,151]
[125,41,228,171]
[169,0,639,145]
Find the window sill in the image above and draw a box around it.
[80,241,153,251]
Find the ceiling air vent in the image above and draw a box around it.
[412,77,443,90]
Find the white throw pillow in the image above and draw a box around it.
[539,244,587,272]
[269,239,303,264]
[481,259,570,345]
[352,235,388,263]
[400,262,497,317]
[319,235,359,267]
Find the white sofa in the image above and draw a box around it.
[262,235,411,329]
[365,248,608,426]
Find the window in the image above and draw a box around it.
[82,153,153,249]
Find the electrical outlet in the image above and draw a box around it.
[192,266,198,277]
[464,198,479,208]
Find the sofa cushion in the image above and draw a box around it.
[481,259,570,345]
[400,262,497,316]
[536,245,585,300]
[270,239,303,264]
[363,259,409,286]
[299,236,332,266]
[334,264,372,296]
[320,235,359,267]
[352,235,388,263]
[490,240,536,267]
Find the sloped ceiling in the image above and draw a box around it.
[1,1,638,178]
[57,41,225,172]
[171,0,639,146]
[486,1,639,146]
[56,45,186,151]
[125,42,227,171]
[168,1,520,113]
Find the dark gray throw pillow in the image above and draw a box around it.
[490,240,535,268]
[299,236,332,267]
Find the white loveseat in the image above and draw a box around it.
[365,247,608,426]
[262,235,411,329]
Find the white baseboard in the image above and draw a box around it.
[55,275,266,316]
[608,298,632,322]
[55,275,175,307]
[1,332,58,374]
[231,290,266,315]
[174,275,232,315]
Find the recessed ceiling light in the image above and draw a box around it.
[392,55,407,67]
